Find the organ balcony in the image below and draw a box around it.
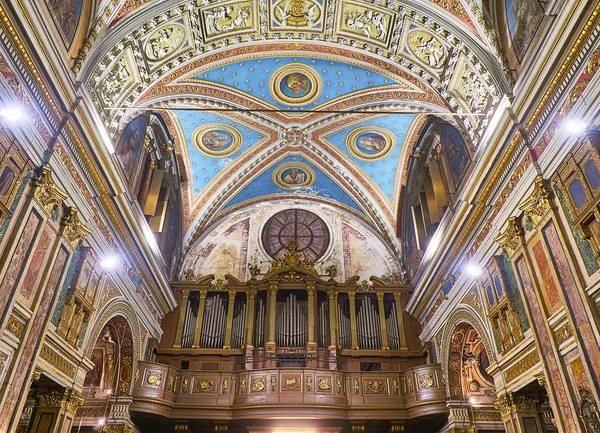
[136,242,447,425]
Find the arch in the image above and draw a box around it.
[85,300,143,363]
[437,306,496,398]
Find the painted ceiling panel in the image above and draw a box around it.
[192,56,403,110]
[223,155,364,214]
[174,110,268,197]
[323,114,416,203]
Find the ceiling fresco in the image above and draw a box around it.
[83,0,510,255]
[191,56,406,112]
[222,155,366,214]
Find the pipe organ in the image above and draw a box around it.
[168,245,414,358]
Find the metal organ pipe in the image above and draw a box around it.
[386,298,400,350]
[357,295,382,350]
[231,297,246,349]
[201,294,227,348]
[337,299,350,349]
[254,296,265,347]
[318,299,329,347]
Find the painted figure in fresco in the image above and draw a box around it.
[506,0,543,57]
[0,167,14,196]
[48,0,79,44]
[358,134,386,152]
[118,127,139,176]
[283,168,306,185]
[202,131,231,149]
[284,72,310,95]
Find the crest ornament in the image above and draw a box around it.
[32,165,69,215]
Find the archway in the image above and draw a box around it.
[447,322,495,401]
[83,315,134,398]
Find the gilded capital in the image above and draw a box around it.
[348,291,356,301]
[393,292,402,301]
[199,290,208,299]
[181,290,190,299]
[246,289,256,300]
[377,292,385,301]
[61,207,91,248]
[32,165,69,215]
[518,177,553,228]
[495,217,524,256]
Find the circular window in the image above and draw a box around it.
[261,210,330,261]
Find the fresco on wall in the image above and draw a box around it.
[46,0,83,48]
[440,123,470,188]
[115,116,148,183]
[181,200,398,281]
[505,0,543,60]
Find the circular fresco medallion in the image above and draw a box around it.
[269,63,322,105]
[273,162,316,190]
[346,126,396,161]
[144,24,186,62]
[192,124,243,157]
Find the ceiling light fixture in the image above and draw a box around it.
[0,106,24,122]
[466,264,483,278]
[565,119,587,134]
[100,255,120,270]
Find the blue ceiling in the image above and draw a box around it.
[174,110,267,197]
[323,114,416,203]
[223,155,364,214]
[192,56,402,110]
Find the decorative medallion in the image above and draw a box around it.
[194,379,216,393]
[251,377,265,392]
[192,124,243,157]
[365,380,386,393]
[272,162,316,190]
[407,30,447,69]
[269,63,321,105]
[144,24,186,62]
[346,126,395,161]
[200,1,255,41]
[283,376,299,390]
[317,377,332,391]
[271,0,325,30]
[147,371,163,387]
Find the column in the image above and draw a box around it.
[348,291,359,350]
[328,290,338,349]
[393,292,408,350]
[306,283,317,353]
[244,289,256,348]
[266,283,277,353]
[223,291,237,349]
[244,289,256,370]
[377,292,389,350]
[27,388,84,433]
[192,290,207,348]
[173,290,190,348]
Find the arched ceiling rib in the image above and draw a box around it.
[83,0,509,257]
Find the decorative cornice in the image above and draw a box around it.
[36,388,84,413]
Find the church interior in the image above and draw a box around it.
[0,0,599,432]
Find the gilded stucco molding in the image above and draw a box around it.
[36,388,85,413]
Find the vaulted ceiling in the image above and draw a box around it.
[83,0,509,257]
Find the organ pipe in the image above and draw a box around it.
[318,298,329,347]
[386,296,400,350]
[231,296,246,349]
[357,295,382,350]
[254,296,265,348]
[201,294,227,348]
[181,294,196,348]
[337,296,351,349]
[275,292,307,347]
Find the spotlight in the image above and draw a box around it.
[466,264,483,277]
[100,255,119,270]
[98,417,106,426]
[565,119,587,134]
[469,396,476,405]
[0,106,24,122]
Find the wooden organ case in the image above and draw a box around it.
[134,244,448,431]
